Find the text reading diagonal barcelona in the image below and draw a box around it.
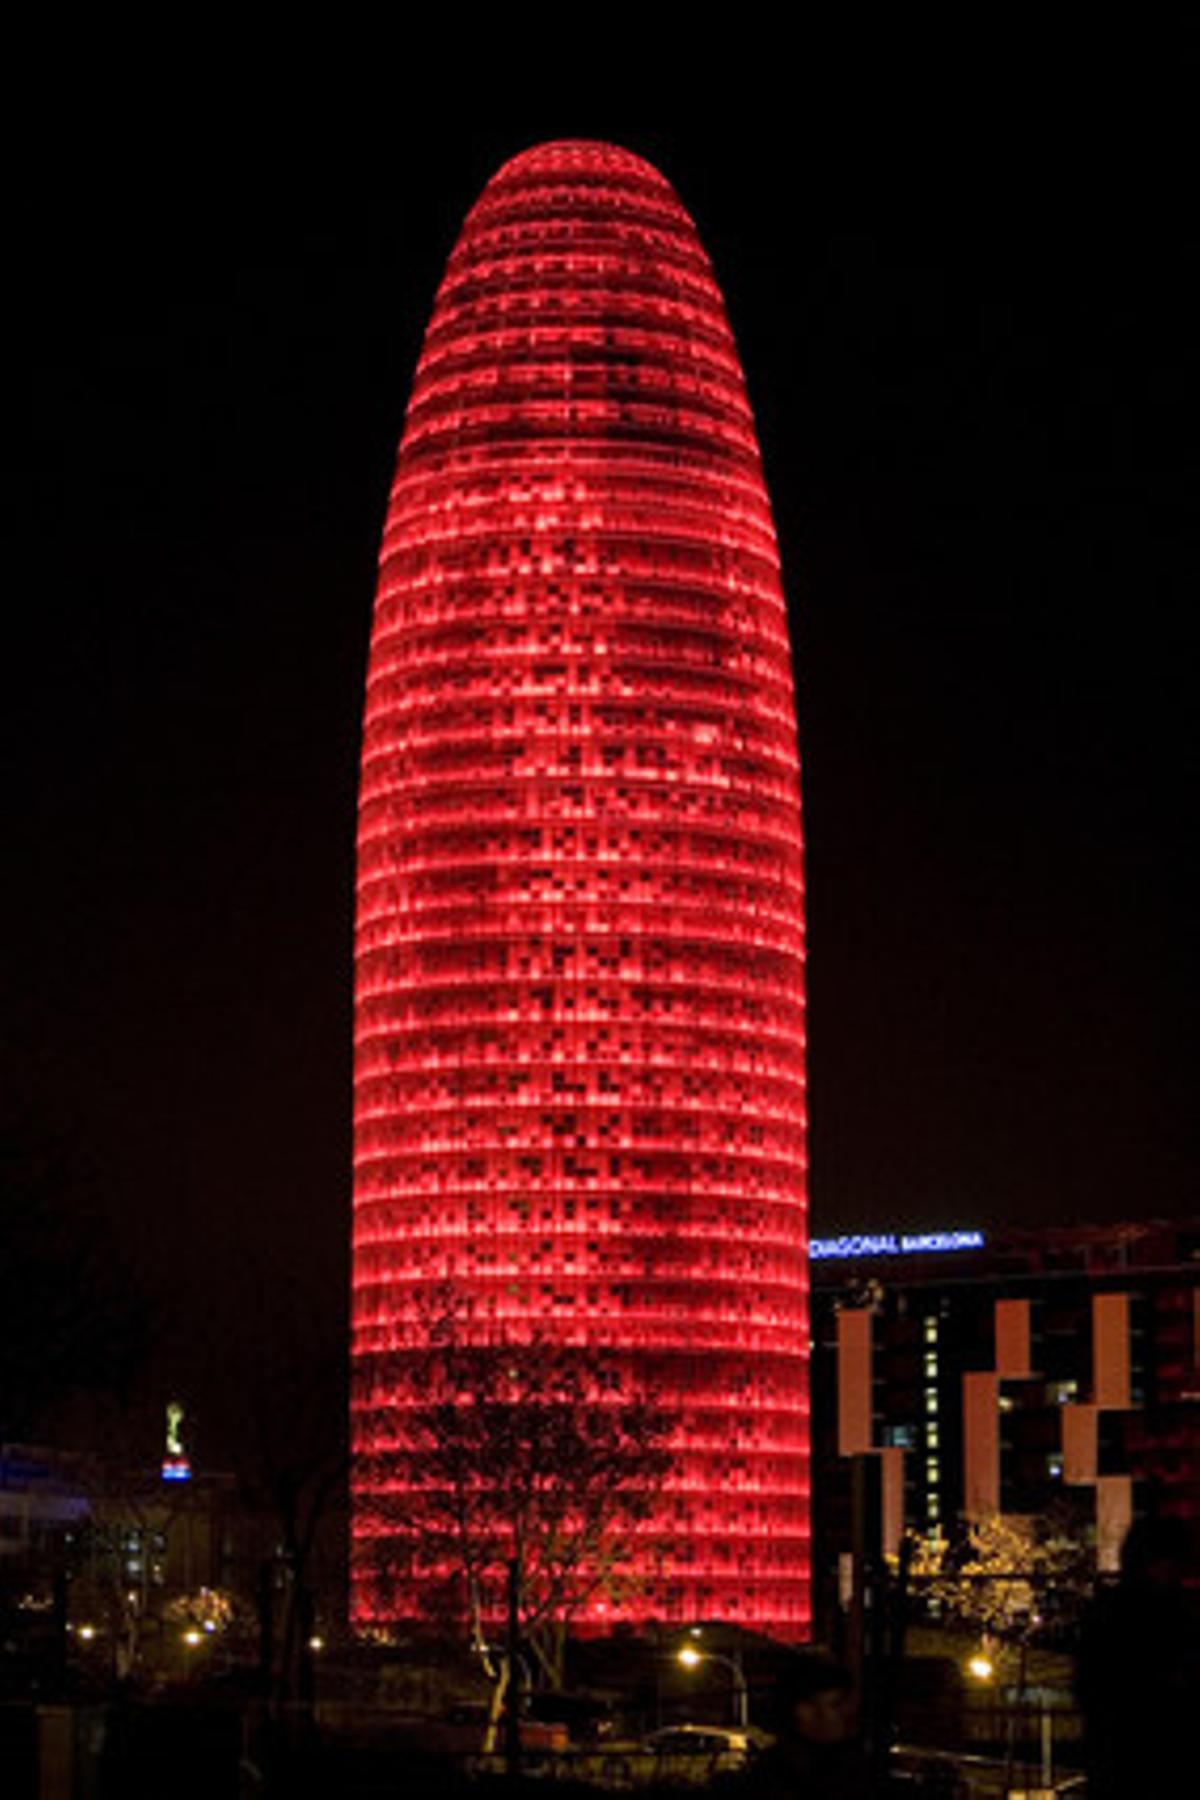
[352,141,810,1639]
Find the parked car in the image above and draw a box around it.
[642,1724,756,1767]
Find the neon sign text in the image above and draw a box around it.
[810,1230,985,1260]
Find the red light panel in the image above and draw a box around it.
[352,141,809,1640]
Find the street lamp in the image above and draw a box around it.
[677,1644,749,1729]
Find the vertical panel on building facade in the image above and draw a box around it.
[1093,1293,1132,1410]
[1096,1474,1133,1572]
[836,1307,873,1457]
[878,1445,905,1558]
[1062,1402,1099,1484]
[962,1372,1000,1518]
[351,141,809,1639]
[994,1298,1032,1378]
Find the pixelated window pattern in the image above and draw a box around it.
[352,141,809,1639]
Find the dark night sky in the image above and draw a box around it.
[8,104,1197,1450]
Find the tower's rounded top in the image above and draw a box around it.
[490,139,673,192]
[407,132,757,490]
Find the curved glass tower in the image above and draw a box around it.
[352,140,809,1638]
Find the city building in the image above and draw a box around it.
[351,141,809,1638]
[811,1218,1200,1622]
[0,1436,241,1681]
[0,1443,91,1579]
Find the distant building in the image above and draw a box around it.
[811,1219,1200,1617]
[1,1442,243,1679]
[82,1466,239,1603]
[0,1444,91,1577]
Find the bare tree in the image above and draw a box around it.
[197,1250,347,1724]
[363,1293,675,1737]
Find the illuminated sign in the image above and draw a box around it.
[161,1399,190,1480]
[810,1230,985,1261]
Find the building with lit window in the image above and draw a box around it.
[351,141,809,1638]
[0,1441,242,1680]
[810,1219,1200,1624]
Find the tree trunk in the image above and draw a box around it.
[482,1659,509,1756]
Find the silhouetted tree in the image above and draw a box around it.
[199,1251,347,1724]
[367,1291,675,1732]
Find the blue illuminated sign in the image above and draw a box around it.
[809,1230,985,1261]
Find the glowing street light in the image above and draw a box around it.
[677,1643,749,1729]
[966,1649,995,1683]
[182,1628,203,1648]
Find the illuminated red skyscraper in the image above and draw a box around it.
[352,141,809,1638]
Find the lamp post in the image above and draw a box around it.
[677,1644,749,1730]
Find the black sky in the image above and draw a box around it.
[8,106,1197,1447]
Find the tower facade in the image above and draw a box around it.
[352,141,809,1638]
